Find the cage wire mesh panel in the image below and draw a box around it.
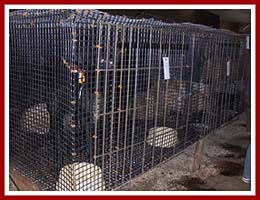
[9,9,247,191]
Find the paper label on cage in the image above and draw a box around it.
[246,36,250,49]
[163,57,170,80]
[227,61,231,76]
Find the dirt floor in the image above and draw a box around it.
[116,113,251,191]
[9,113,251,191]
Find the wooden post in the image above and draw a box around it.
[192,139,205,172]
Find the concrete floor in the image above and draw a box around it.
[117,113,251,191]
[10,113,251,191]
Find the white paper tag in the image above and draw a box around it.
[227,61,231,76]
[246,36,250,50]
[163,57,170,80]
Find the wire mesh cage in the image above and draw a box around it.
[9,9,248,191]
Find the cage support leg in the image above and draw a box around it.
[192,139,205,172]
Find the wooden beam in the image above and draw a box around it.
[9,166,39,191]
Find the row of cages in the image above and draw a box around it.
[9,9,249,191]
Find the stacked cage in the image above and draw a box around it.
[9,9,247,191]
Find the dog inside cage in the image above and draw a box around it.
[9,9,247,191]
